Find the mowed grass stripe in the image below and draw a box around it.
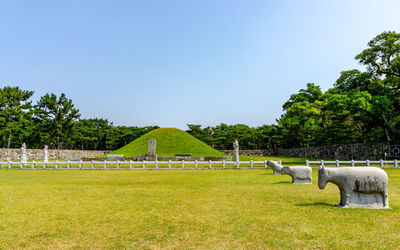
[0,169,399,248]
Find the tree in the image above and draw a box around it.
[34,93,80,149]
[355,31,400,89]
[282,83,323,111]
[0,86,33,148]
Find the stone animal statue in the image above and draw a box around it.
[318,166,389,209]
[281,166,312,184]
[267,160,283,175]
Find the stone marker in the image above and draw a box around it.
[267,160,283,175]
[148,140,157,161]
[281,166,312,184]
[233,139,239,161]
[20,143,27,163]
[318,166,389,209]
[43,145,48,163]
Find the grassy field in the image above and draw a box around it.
[110,128,227,157]
[1,169,400,248]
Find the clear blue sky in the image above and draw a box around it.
[1,0,400,129]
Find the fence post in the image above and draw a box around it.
[321,160,324,167]
[209,160,212,169]
[8,161,12,169]
[32,161,35,169]
[380,159,384,168]
[91,160,95,169]
[67,160,71,169]
[236,161,240,169]
[194,160,198,169]
[182,160,185,169]
[155,160,159,169]
[264,160,267,168]
[168,160,172,169]
[43,160,46,169]
[336,160,339,167]
[79,160,83,169]
[129,160,133,170]
[366,160,370,167]
[55,160,59,169]
[142,161,145,169]
[394,159,398,168]
[351,160,354,167]
[306,160,309,167]
[116,160,120,169]
[278,160,282,165]
[250,160,253,168]
[103,160,107,169]
[223,160,226,169]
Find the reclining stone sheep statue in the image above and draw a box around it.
[281,166,312,184]
[318,166,389,209]
[267,160,283,175]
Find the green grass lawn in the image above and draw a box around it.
[110,128,227,157]
[1,169,400,248]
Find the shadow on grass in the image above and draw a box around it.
[271,181,291,185]
[295,202,334,207]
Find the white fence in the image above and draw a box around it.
[306,159,399,168]
[0,160,281,170]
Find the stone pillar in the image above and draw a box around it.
[148,140,157,161]
[233,139,239,161]
[43,145,49,163]
[20,143,27,163]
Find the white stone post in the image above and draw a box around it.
[79,160,83,169]
[32,161,35,169]
[278,160,282,165]
[306,160,309,167]
[351,160,355,167]
[55,160,58,169]
[20,143,27,163]
[194,160,198,169]
[129,160,133,169]
[42,145,48,163]
[380,159,384,168]
[209,160,212,169]
[236,161,240,169]
[116,160,120,169]
[168,160,172,169]
[233,139,239,161]
[67,160,71,169]
[320,160,324,167]
[366,160,370,167]
[155,161,159,169]
[223,160,226,169]
[336,160,339,167]
[264,160,267,168]
[91,161,95,169]
[395,159,398,168]
[181,160,185,169]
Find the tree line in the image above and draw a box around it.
[1,31,399,150]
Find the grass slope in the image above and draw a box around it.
[110,128,227,157]
[1,169,400,248]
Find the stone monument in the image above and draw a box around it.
[43,145,49,163]
[233,139,239,161]
[318,166,389,209]
[267,160,283,175]
[281,166,312,184]
[20,143,27,163]
[148,139,157,161]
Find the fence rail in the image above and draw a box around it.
[0,160,280,170]
[306,159,399,168]
[1,159,399,170]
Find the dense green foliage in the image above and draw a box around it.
[111,128,227,157]
[0,31,399,150]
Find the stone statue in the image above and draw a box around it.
[233,139,239,161]
[318,166,389,209]
[281,166,312,184]
[20,143,27,163]
[43,145,49,163]
[267,160,283,175]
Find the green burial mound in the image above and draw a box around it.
[110,128,227,157]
